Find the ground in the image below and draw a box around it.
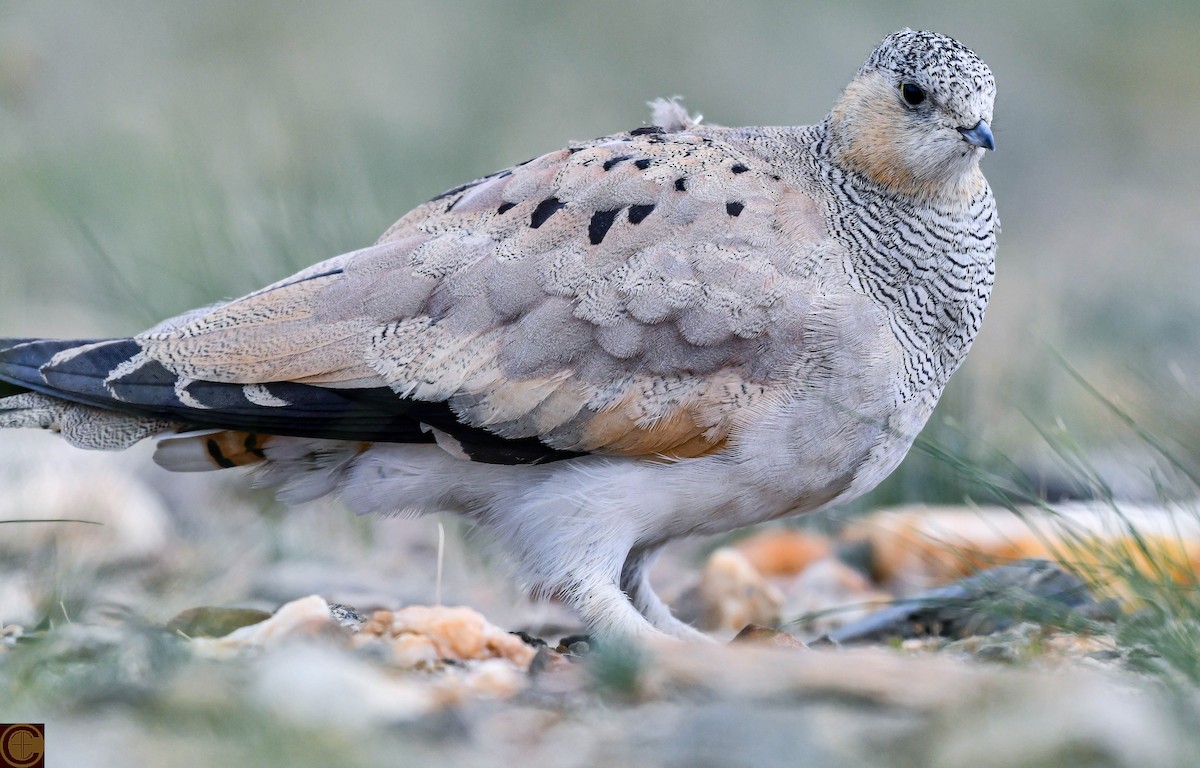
[2,435,1199,768]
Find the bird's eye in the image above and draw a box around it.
[900,83,926,106]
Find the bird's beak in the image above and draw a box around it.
[958,120,995,150]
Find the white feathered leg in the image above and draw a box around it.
[621,547,710,641]
[323,444,668,641]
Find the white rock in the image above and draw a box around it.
[193,595,337,657]
[696,548,783,632]
[253,642,437,726]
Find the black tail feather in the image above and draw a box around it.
[0,336,581,464]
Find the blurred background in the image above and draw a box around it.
[2,6,1200,763]
[0,0,1197,504]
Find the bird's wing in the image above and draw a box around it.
[134,123,833,460]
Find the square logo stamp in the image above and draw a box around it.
[0,725,43,768]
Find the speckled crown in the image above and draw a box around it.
[860,29,995,102]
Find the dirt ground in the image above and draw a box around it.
[2,435,1199,768]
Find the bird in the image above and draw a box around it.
[0,29,997,642]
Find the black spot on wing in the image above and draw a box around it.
[726,201,744,217]
[588,209,620,245]
[674,177,687,192]
[629,126,664,136]
[162,386,584,465]
[627,204,655,224]
[497,201,517,215]
[633,158,652,170]
[603,155,631,171]
[530,197,566,229]
[183,379,259,410]
[731,163,749,174]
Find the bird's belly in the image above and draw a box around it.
[640,386,931,541]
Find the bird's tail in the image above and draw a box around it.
[0,337,180,450]
[0,336,433,472]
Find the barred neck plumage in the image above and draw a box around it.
[712,121,997,404]
[813,121,998,403]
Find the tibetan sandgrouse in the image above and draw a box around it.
[0,29,998,640]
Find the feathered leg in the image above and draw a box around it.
[621,546,709,641]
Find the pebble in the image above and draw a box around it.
[358,604,537,669]
[191,595,345,656]
[685,547,784,632]
[165,606,274,638]
[735,529,833,576]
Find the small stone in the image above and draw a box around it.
[511,630,548,648]
[166,606,273,639]
[528,646,557,676]
[191,595,344,656]
[328,603,365,632]
[362,609,394,636]
[461,658,527,698]
[556,633,592,655]
[736,529,833,577]
[972,643,1020,664]
[730,624,807,649]
[691,547,784,632]
[363,604,537,668]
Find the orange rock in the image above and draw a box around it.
[735,529,833,577]
[696,547,783,632]
[377,605,537,668]
[845,503,1200,600]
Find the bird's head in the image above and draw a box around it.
[828,29,996,201]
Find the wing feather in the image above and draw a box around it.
[129,121,833,460]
